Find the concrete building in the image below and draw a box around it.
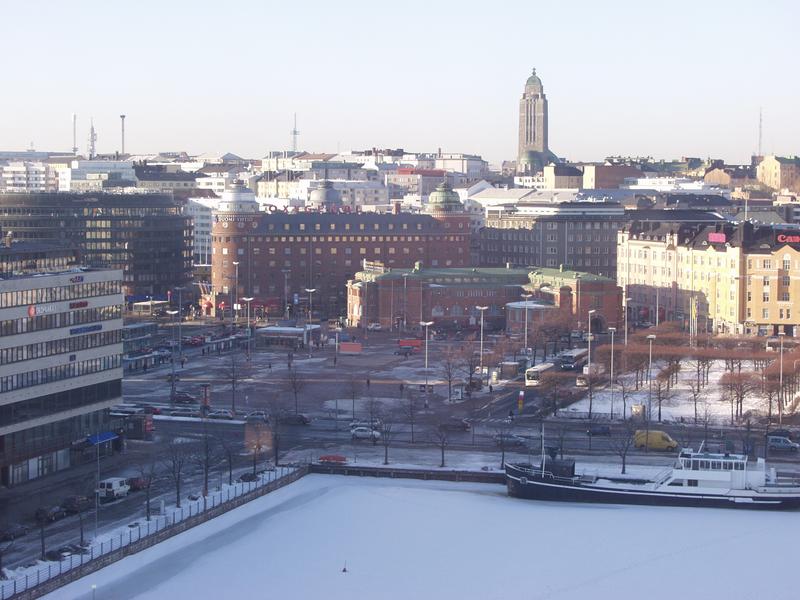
[517,68,558,174]
[385,168,452,199]
[434,153,488,181]
[543,164,582,189]
[582,164,643,190]
[0,193,193,299]
[186,197,217,265]
[0,161,59,192]
[0,241,123,486]
[617,220,800,336]
[196,164,241,195]
[134,166,201,193]
[757,155,800,192]
[704,165,757,189]
[58,160,136,192]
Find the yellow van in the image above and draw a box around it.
[634,430,678,451]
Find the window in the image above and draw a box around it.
[782,292,790,302]
[763,276,770,286]
[222,247,228,255]
[762,308,769,319]
[783,256,791,271]
[763,259,772,269]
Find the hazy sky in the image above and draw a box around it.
[1,0,797,165]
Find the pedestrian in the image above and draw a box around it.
[489,384,493,393]
[268,362,272,370]
[333,356,337,366]
[143,363,147,373]
[181,357,186,369]
[366,378,370,388]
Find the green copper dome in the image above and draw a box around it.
[525,68,542,90]
[426,181,463,213]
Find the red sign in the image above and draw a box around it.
[708,232,726,243]
[777,234,800,244]
[69,301,88,309]
[27,305,36,317]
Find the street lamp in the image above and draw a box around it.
[305,288,316,358]
[421,320,434,398]
[241,297,254,360]
[402,273,410,333]
[575,274,582,330]
[232,261,240,324]
[521,293,533,357]
[587,309,597,379]
[608,327,616,419]
[173,286,186,360]
[477,306,489,387]
[778,331,786,426]
[647,334,656,442]
[624,297,632,346]
[281,269,291,319]
[167,310,179,402]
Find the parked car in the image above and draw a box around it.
[246,411,270,424]
[586,424,611,436]
[44,548,73,562]
[142,405,162,415]
[351,426,381,442]
[154,349,172,359]
[172,391,196,404]
[34,506,67,523]
[96,477,131,500]
[493,434,527,448]
[61,495,92,514]
[127,477,150,492]
[768,436,800,452]
[0,523,29,541]
[394,347,414,357]
[366,323,382,331]
[237,472,258,483]
[170,409,198,418]
[208,409,235,420]
[279,413,311,425]
[438,419,471,433]
[350,419,382,431]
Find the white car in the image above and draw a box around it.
[350,419,382,431]
[96,477,130,500]
[351,427,381,441]
[208,409,235,420]
[366,323,382,331]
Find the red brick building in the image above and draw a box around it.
[211,186,470,317]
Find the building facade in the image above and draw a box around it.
[0,242,123,486]
[517,68,557,174]
[617,221,800,336]
[756,155,800,192]
[0,193,193,299]
[211,197,471,318]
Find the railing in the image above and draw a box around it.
[0,465,307,600]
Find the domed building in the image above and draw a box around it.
[307,179,342,211]
[425,180,464,216]
[517,68,559,174]
[217,183,259,213]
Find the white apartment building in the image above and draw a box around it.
[292,179,389,206]
[186,197,217,265]
[59,160,137,192]
[0,260,124,486]
[0,161,59,192]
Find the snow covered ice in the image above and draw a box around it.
[46,473,798,600]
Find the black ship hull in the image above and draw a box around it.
[506,464,800,510]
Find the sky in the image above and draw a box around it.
[0,0,797,165]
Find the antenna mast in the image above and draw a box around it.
[120,114,126,155]
[757,107,763,157]
[291,113,300,153]
[72,113,78,154]
[88,118,97,159]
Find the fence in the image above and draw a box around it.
[0,465,307,600]
[309,463,505,484]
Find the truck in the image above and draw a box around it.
[398,339,423,349]
[96,477,130,500]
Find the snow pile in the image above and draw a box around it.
[46,475,797,600]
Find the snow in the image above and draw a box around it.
[567,359,774,424]
[46,474,798,600]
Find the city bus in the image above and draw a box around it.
[524,362,556,387]
[559,348,589,371]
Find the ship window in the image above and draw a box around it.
[692,461,699,470]
[734,463,744,471]
[712,461,721,470]
[700,460,710,469]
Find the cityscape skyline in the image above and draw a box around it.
[1,0,798,164]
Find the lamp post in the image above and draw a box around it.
[173,286,185,360]
[281,269,290,318]
[477,306,489,387]
[421,320,434,398]
[521,293,532,357]
[779,331,786,426]
[305,288,316,357]
[402,273,409,333]
[575,274,582,330]
[624,296,632,346]
[608,327,616,420]
[241,297,254,360]
[587,309,597,379]
[232,261,240,324]
[166,310,179,402]
[646,334,656,447]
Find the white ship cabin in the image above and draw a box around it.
[667,448,771,490]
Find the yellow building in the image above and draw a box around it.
[618,222,800,336]
[757,155,800,192]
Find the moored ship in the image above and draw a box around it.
[506,445,800,510]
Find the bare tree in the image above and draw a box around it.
[285,367,305,415]
[459,343,481,392]
[608,419,637,474]
[380,422,395,465]
[0,540,13,577]
[442,351,459,402]
[266,396,289,466]
[493,419,515,469]
[618,377,635,421]
[405,393,419,443]
[217,436,236,485]
[653,373,673,423]
[245,421,271,476]
[136,454,159,522]
[222,354,240,414]
[539,371,573,417]
[721,372,759,424]
[432,428,448,467]
[164,440,192,508]
[687,380,706,425]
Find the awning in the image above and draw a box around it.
[86,431,118,445]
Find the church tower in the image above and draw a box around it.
[517,68,556,174]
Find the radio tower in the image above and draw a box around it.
[87,118,97,159]
[120,114,126,155]
[290,113,300,152]
[71,113,78,154]
[757,107,763,158]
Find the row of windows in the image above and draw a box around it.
[0,354,121,393]
[0,280,121,310]
[0,305,122,336]
[0,329,123,366]
[213,234,464,244]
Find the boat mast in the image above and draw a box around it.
[541,421,545,476]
